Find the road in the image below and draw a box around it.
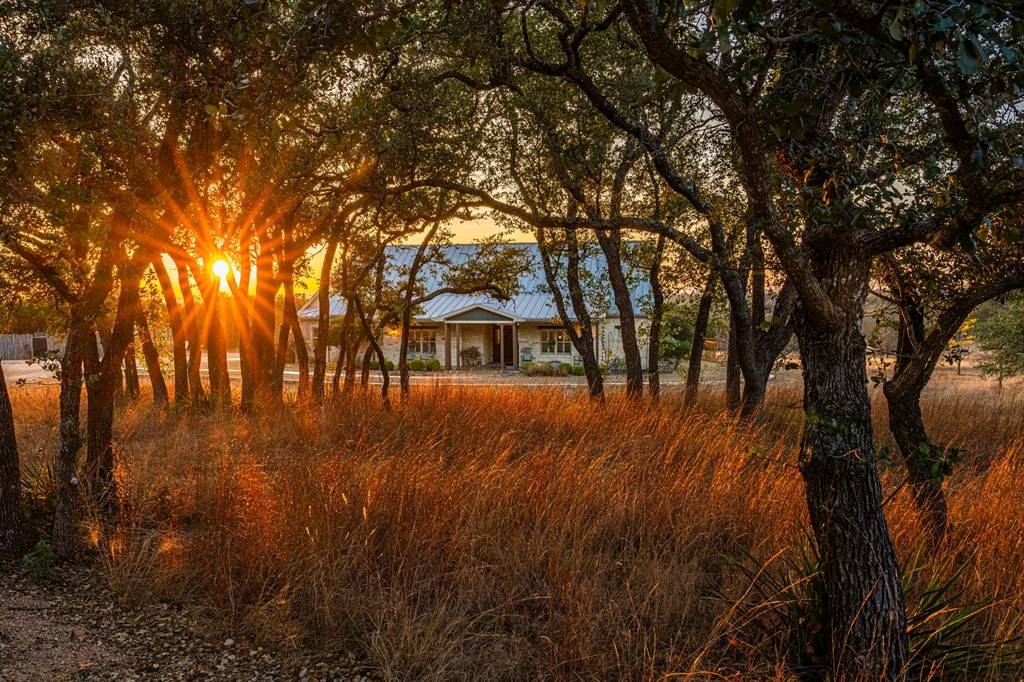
[3,355,691,389]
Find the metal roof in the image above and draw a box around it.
[297,243,652,323]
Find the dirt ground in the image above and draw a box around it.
[0,561,374,682]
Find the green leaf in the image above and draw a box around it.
[957,39,978,74]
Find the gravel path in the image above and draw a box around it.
[0,561,374,681]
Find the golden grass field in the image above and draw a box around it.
[8,369,1024,681]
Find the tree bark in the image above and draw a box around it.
[684,269,717,406]
[354,296,390,407]
[313,238,339,401]
[85,262,144,508]
[52,317,86,557]
[795,271,908,678]
[884,387,948,539]
[205,279,231,407]
[123,343,140,400]
[172,254,205,407]
[595,230,643,397]
[152,257,188,406]
[536,226,604,399]
[725,323,742,413]
[285,280,310,400]
[331,304,353,398]
[0,361,22,554]
[136,309,169,405]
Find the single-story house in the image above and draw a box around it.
[296,243,654,370]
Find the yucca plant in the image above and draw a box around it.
[721,538,1024,680]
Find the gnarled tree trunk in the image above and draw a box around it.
[795,258,907,678]
[52,317,87,557]
[0,361,22,554]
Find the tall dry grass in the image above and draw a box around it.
[9,380,1024,680]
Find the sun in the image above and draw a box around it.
[211,258,231,280]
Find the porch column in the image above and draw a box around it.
[444,323,452,370]
[512,322,519,368]
[456,324,462,369]
[498,323,505,371]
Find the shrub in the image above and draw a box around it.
[572,365,585,376]
[385,359,395,371]
[408,359,426,371]
[460,346,482,367]
[23,539,56,580]
[557,363,573,376]
[425,358,441,372]
[523,362,556,376]
[520,361,534,374]
[369,359,380,370]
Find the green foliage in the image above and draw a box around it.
[659,304,695,363]
[571,365,585,376]
[424,358,441,371]
[975,294,1024,385]
[23,539,56,580]
[557,363,573,376]
[408,359,426,371]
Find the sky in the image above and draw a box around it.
[295,215,534,296]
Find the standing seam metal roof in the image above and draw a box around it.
[297,243,651,322]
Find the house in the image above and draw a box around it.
[296,243,653,370]
[0,333,62,361]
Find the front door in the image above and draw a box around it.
[491,325,514,366]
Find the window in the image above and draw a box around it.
[408,329,437,357]
[540,328,571,354]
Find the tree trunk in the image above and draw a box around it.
[136,310,169,405]
[203,275,231,408]
[646,235,666,402]
[796,293,908,678]
[123,343,140,400]
[884,385,949,540]
[354,297,390,407]
[361,345,373,387]
[285,283,310,400]
[152,257,188,406]
[173,255,205,407]
[85,265,143,508]
[238,241,256,411]
[52,318,86,557]
[342,329,358,394]
[313,238,339,401]
[0,361,22,554]
[684,270,716,406]
[252,233,280,402]
[596,231,643,397]
[537,226,603,399]
[726,324,742,413]
[331,304,353,398]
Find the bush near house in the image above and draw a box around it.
[460,346,482,367]
[572,365,585,376]
[408,359,426,371]
[369,359,396,371]
[425,358,441,372]
[557,363,573,377]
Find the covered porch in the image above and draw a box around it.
[438,304,522,370]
